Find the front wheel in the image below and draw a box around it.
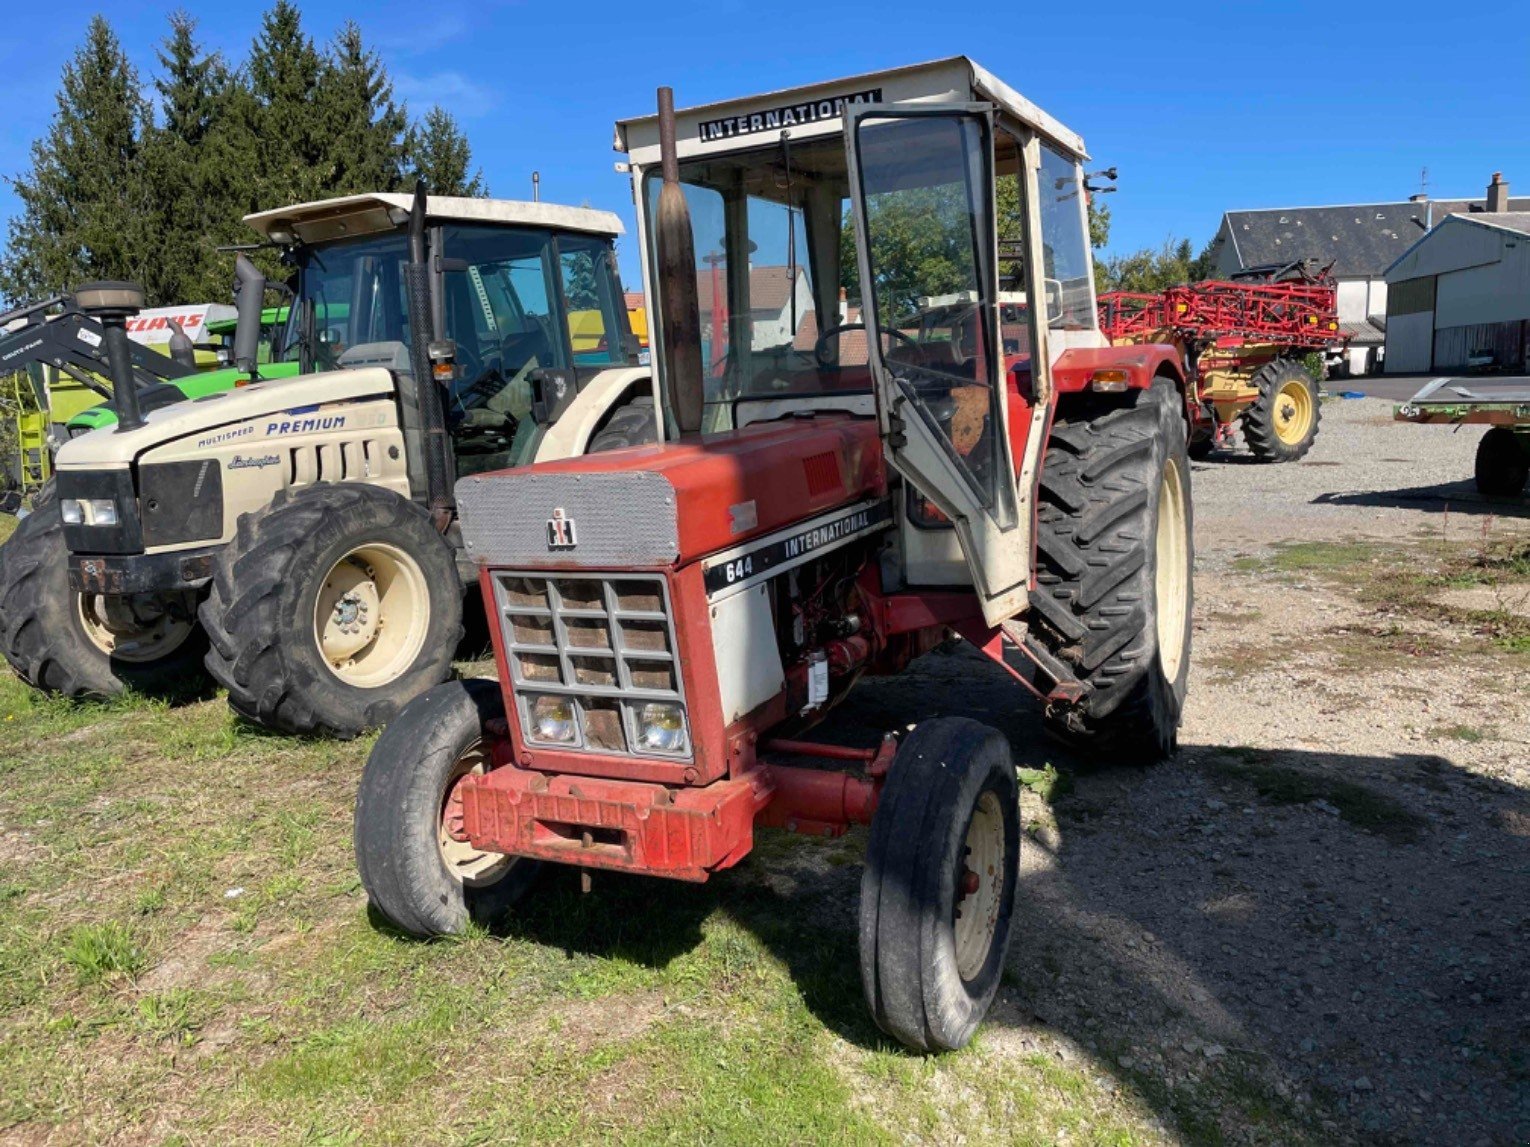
[200,483,463,737]
[354,678,537,936]
[859,718,1020,1053]
[0,492,204,698]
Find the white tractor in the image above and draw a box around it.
[0,189,657,736]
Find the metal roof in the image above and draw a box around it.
[245,194,624,245]
[1382,210,1530,279]
[1215,198,1530,278]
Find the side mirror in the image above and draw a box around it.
[529,367,578,425]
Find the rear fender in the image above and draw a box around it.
[1052,344,1193,431]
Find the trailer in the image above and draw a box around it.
[1099,265,1343,461]
[1394,376,1530,497]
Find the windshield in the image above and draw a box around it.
[643,135,1051,426]
[285,232,407,370]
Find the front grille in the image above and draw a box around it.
[490,571,689,760]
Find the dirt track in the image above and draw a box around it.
[820,398,1530,1143]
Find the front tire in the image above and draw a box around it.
[1030,377,1193,762]
[1474,427,1529,497]
[859,718,1020,1053]
[1243,359,1321,462]
[354,678,537,936]
[0,492,204,698]
[200,483,462,738]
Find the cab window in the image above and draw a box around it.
[559,236,625,366]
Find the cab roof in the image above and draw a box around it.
[244,194,624,246]
[615,56,1087,164]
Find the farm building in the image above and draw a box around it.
[1205,173,1530,375]
[1383,210,1530,374]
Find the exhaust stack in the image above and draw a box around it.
[75,281,146,433]
[654,86,705,435]
[232,255,266,379]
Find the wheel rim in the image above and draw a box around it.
[1154,457,1190,681]
[1272,378,1314,446]
[74,591,196,663]
[313,542,429,688]
[954,790,1006,982]
[437,739,514,887]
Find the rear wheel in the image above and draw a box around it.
[1030,377,1193,762]
[354,678,537,936]
[1474,427,1529,497]
[0,492,204,698]
[200,483,462,738]
[859,718,1020,1052]
[1243,359,1321,462]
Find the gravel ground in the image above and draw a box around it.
[813,397,1530,1144]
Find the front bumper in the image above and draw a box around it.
[69,546,219,595]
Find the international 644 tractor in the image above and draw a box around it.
[356,59,1195,1051]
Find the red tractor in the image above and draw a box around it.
[354,58,1195,1052]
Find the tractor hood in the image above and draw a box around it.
[55,367,398,469]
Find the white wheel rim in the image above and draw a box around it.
[313,542,429,688]
[1154,457,1190,681]
[74,591,196,663]
[954,790,1006,982]
[437,740,513,886]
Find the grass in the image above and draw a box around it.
[0,672,1219,1144]
[1230,533,1530,668]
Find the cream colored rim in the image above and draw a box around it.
[74,591,196,663]
[1155,457,1190,681]
[437,742,513,886]
[954,790,1006,982]
[313,543,429,688]
[1272,377,1315,446]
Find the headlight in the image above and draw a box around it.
[637,702,688,755]
[60,498,118,526]
[529,695,575,743]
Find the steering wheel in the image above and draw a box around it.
[813,322,918,369]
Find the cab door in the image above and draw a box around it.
[844,104,1030,625]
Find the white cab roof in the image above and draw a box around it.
[245,194,624,245]
[615,57,1087,166]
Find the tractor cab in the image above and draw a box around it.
[246,194,642,475]
[615,58,1107,622]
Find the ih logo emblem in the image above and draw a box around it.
[546,507,577,549]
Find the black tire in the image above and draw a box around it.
[355,678,538,936]
[1188,434,1216,461]
[1030,377,1193,762]
[200,483,462,738]
[859,718,1020,1053]
[1474,427,1529,497]
[587,396,658,453]
[1242,359,1321,462]
[0,490,205,698]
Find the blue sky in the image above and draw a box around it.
[2,1,1527,277]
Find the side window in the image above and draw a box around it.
[1037,143,1095,330]
[559,238,623,366]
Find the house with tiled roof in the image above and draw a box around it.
[1204,173,1529,373]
